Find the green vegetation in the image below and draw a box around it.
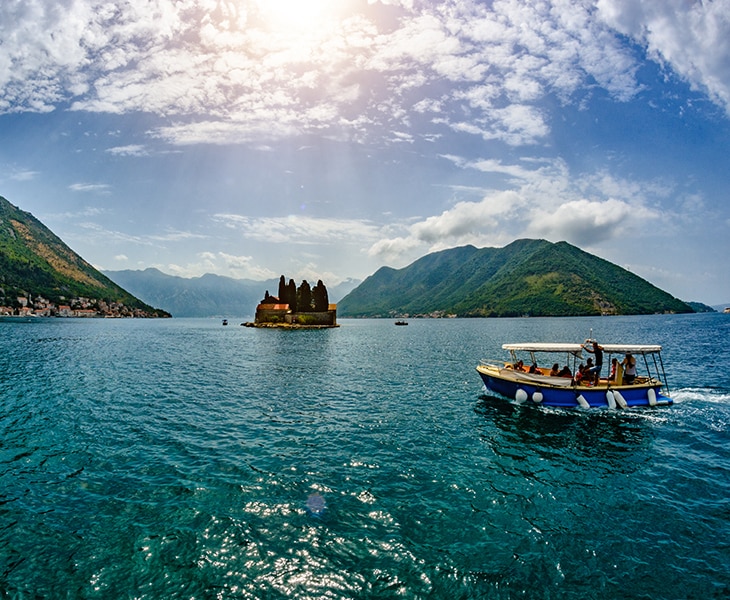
[338,239,693,318]
[0,196,169,316]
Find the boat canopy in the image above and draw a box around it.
[502,343,662,355]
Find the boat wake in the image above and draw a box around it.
[671,387,730,404]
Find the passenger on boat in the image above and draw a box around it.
[558,365,572,378]
[549,363,560,377]
[622,353,637,384]
[512,360,525,371]
[608,358,618,381]
[529,363,540,374]
[583,339,604,385]
[574,364,585,384]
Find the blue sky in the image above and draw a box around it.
[1,0,729,305]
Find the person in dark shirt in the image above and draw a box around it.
[583,339,604,385]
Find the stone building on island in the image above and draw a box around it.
[248,276,337,328]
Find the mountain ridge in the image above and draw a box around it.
[0,196,168,317]
[338,239,693,317]
[104,268,361,318]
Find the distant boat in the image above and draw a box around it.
[222,319,228,326]
[395,320,408,326]
[476,342,671,409]
[0,314,41,323]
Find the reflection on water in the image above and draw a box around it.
[475,394,654,465]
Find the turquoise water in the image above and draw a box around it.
[1,314,729,599]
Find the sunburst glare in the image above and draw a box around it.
[252,0,343,31]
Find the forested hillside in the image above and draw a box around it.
[338,239,692,318]
[0,196,168,316]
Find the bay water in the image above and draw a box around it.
[1,314,729,599]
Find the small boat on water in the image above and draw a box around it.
[0,314,41,323]
[476,342,671,409]
[395,321,408,326]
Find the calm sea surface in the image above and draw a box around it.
[1,314,729,599]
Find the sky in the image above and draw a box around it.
[1,0,729,305]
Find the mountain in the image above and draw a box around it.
[337,239,693,318]
[104,269,361,318]
[686,301,716,313]
[104,269,275,318]
[0,196,168,317]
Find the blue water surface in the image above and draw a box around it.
[1,314,729,599]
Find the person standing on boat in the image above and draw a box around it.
[583,339,604,385]
[622,353,637,384]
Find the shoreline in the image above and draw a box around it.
[242,322,339,329]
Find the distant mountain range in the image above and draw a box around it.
[337,239,696,318]
[103,268,361,318]
[0,195,718,319]
[0,196,168,317]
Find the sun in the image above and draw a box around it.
[252,0,342,31]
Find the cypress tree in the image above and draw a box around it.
[312,279,329,311]
[277,275,286,301]
[297,280,312,312]
[287,279,297,312]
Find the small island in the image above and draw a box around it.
[243,275,338,328]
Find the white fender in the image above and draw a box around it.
[576,394,590,409]
[647,388,657,407]
[606,391,616,410]
[515,388,528,403]
[614,390,628,409]
[532,391,543,404]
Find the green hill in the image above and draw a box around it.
[0,196,169,317]
[338,239,692,317]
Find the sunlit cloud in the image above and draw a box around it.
[6,0,727,145]
[213,213,382,245]
[106,144,149,156]
[9,170,40,181]
[69,183,111,194]
[367,159,664,264]
[149,229,207,242]
[597,0,730,114]
[166,251,278,280]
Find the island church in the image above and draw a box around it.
[253,276,337,327]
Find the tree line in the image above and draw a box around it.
[262,275,330,312]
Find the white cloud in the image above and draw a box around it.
[367,158,664,263]
[597,0,730,114]
[106,144,148,156]
[69,183,111,193]
[149,229,207,242]
[213,213,382,245]
[6,0,718,146]
[9,170,40,181]
[165,251,278,280]
[526,197,657,246]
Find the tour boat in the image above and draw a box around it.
[476,342,671,409]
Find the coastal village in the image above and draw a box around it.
[0,293,165,318]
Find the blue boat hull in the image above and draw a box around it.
[478,369,671,408]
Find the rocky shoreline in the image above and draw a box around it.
[241,322,339,329]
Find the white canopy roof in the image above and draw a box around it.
[502,343,662,354]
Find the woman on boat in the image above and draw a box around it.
[622,353,637,384]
